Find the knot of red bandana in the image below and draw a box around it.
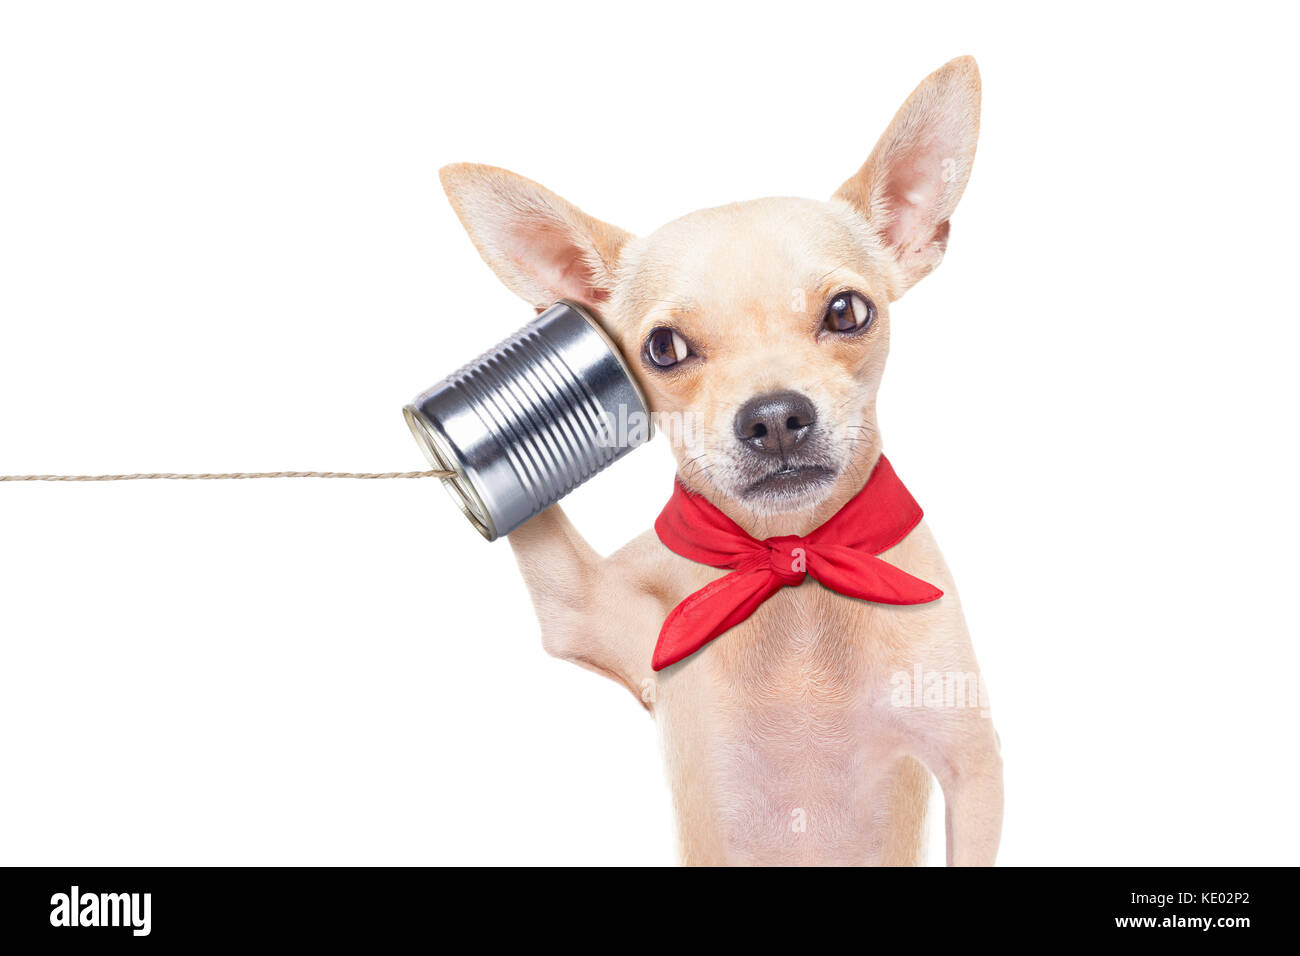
[764,536,808,585]
[651,455,943,671]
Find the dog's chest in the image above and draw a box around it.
[692,582,914,862]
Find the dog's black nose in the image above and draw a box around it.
[733,390,817,457]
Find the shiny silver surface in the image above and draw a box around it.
[404,300,651,540]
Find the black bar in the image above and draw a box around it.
[0,866,1281,945]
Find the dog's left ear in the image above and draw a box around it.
[834,56,981,295]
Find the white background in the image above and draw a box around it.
[2,1,1297,866]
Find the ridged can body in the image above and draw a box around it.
[404,301,651,540]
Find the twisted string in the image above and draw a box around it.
[0,470,453,481]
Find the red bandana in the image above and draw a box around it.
[652,455,943,671]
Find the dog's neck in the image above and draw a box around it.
[693,442,885,540]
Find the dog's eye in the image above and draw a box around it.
[645,327,692,368]
[823,291,875,333]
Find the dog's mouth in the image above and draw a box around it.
[741,463,835,500]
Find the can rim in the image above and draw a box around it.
[403,403,497,540]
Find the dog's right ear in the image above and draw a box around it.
[439,163,631,312]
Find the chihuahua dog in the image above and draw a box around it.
[440,56,1002,865]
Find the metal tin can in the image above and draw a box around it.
[404,300,652,540]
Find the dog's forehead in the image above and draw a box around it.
[624,197,873,312]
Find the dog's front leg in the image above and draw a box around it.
[507,505,656,701]
[916,718,1004,866]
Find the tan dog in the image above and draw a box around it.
[440,56,1002,865]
